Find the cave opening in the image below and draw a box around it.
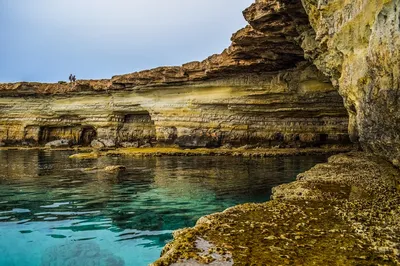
[80,127,97,146]
[319,133,328,144]
[118,111,156,144]
[39,126,79,144]
[38,126,97,146]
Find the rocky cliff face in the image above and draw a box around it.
[300,0,400,165]
[0,63,348,148]
[0,0,350,148]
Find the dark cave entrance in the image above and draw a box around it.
[80,127,97,146]
[38,126,97,145]
[319,134,328,144]
[39,126,78,144]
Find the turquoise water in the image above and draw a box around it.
[0,150,328,266]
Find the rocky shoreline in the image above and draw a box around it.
[152,152,400,265]
[67,146,352,159]
[0,145,352,159]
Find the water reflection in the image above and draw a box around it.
[0,150,328,266]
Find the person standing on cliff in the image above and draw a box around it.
[72,75,76,83]
[69,74,73,83]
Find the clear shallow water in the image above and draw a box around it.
[0,150,328,266]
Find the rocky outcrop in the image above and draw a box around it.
[299,0,400,165]
[153,152,400,265]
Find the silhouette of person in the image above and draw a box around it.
[69,74,73,82]
[72,75,76,82]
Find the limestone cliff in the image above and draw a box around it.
[299,0,400,165]
[0,1,349,148]
[0,63,348,148]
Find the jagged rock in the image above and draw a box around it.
[300,0,400,164]
[44,139,72,148]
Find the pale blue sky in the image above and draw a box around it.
[0,0,254,82]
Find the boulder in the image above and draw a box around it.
[90,140,105,149]
[91,139,116,149]
[45,139,72,148]
[101,139,116,148]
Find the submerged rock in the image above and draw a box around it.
[104,165,126,172]
[41,242,124,266]
[69,152,99,160]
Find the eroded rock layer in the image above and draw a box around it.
[0,63,348,148]
[300,0,400,165]
[0,0,349,148]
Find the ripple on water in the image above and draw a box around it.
[0,150,329,266]
[40,202,71,208]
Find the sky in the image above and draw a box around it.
[0,0,254,83]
